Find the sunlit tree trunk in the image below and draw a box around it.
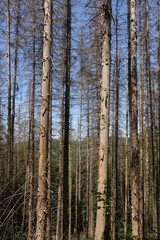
[124,1,131,237]
[139,0,144,238]
[130,0,138,238]
[36,0,52,238]
[94,0,100,141]
[95,1,111,239]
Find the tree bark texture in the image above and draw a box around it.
[157,0,160,233]
[12,0,20,179]
[95,1,111,239]
[69,128,72,240]
[111,64,115,240]
[146,0,158,235]
[139,0,144,238]
[46,27,52,239]
[86,75,90,240]
[114,2,119,238]
[130,0,139,238]
[78,30,83,240]
[36,0,52,238]
[28,0,35,238]
[63,0,71,238]
[7,0,11,180]
[56,6,66,238]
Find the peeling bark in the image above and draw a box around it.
[36,0,52,238]
[95,1,111,239]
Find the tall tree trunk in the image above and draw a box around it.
[157,0,160,234]
[63,0,71,238]
[86,74,90,240]
[56,5,66,238]
[139,0,144,238]
[146,0,158,235]
[94,0,100,141]
[78,30,83,240]
[130,0,138,238]
[75,140,78,235]
[22,165,29,232]
[124,59,129,239]
[12,0,20,180]
[46,25,52,238]
[144,16,150,235]
[111,61,115,240]
[114,2,119,238]
[90,119,94,238]
[28,1,35,238]
[69,125,72,240]
[7,0,11,180]
[124,1,131,237]
[36,0,52,238]
[95,1,111,239]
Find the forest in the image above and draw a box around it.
[0,0,160,239]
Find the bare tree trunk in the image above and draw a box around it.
[111,62,115,240]
[86,75,90,240]
[124,2,131,237]
[151,76,158,238]
[7,0,11,180]
[124,61,129,239]
[139,0,144,238]
[146,0,158,235]
[75,140,78,236]
[157,0,160,233]
[56,21,66,240]
[22,165,29,232]
[12,0,20,180]
[130,0,138,238]
[114,3,119,238]
[144,19,150,235]
[94,0,100,141]
[36,0,52,238]
[69,125,72,240]
[28,1,35,238]
[95,1,111,239]
[78,30,83,240]
[46,30,52,239]
[90,120,94,238]
[63,0,71,238]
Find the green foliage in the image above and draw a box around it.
[71,236,94,240]
[0,222,25,239]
